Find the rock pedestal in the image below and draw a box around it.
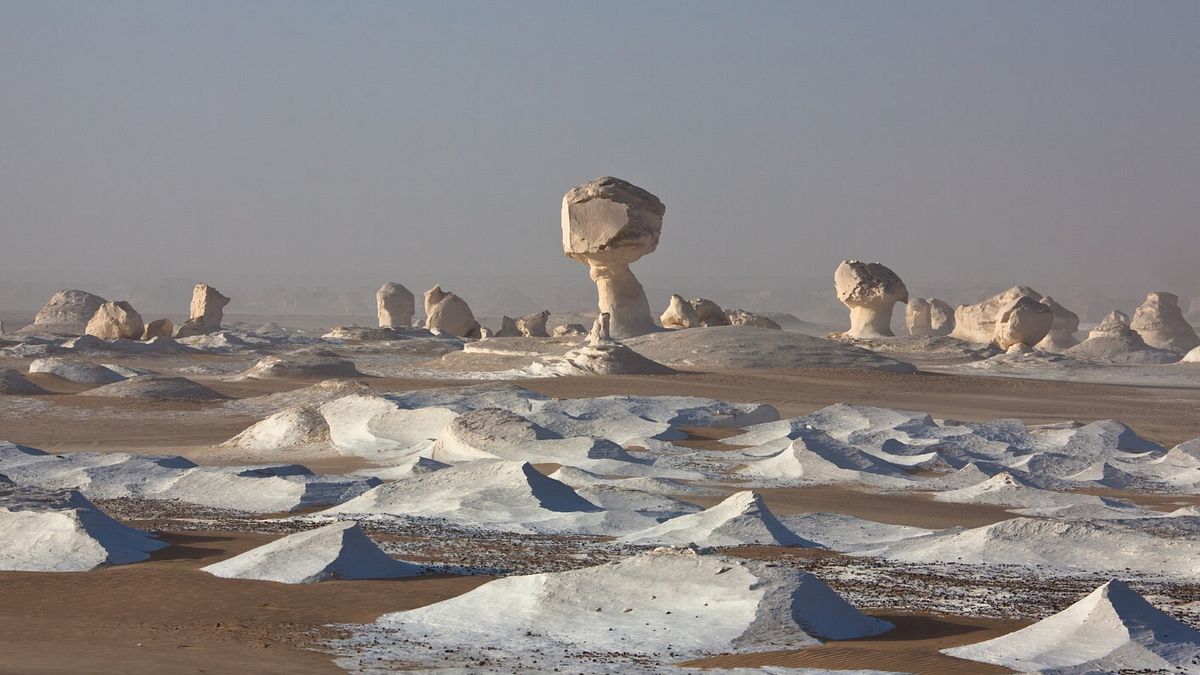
[834,260,908,338]
[660,294,699,329]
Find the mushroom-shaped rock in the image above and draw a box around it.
[17,290,107,336]
[516,311,550,338]
[689,298,730,327]
[834,260,909,338]
[85,301,144,340]
[142,318,174,340]
[951,286,1043,344]
[906,298,955,337]
[992,296,1053,350]
[175,284,230,338]
[376,282,415,329]
[1130,292,1200,353]
[552,323,588,337]
[562,176,665,339]
[423,285,481,339]
[724,309,782,330]
[660,294,700,329]
[1035,296,1081,351]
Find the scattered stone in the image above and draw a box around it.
[28,358,126,384]
[376,282,415,329]
[833,260,908,338]
[142,318,174,340]
[175,284,230,338]
[660,294,700,329]
[906,298,955,337]
[1130,291,1200,353]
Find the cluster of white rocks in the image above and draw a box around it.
[14,284,230,342]
[660,294,779,331]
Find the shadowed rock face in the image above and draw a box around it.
[1131,291,1200,353]
[834,260,908,338]
[376,282,415,329]
[175,284,230,338]
[993,296,1054,350]
[423,285,481,339]
[660,294,699,329]
[562,176,665,339]
[142,318,174,340]
[516,311,550,338]
[906,298,955,337]
[690,298,730,327]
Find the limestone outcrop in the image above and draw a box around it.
[660,294,699,329]
[553,323,588,337]
[724,309,782,330]
[834,260,908,338]
[423,285,481,339]
[1065,311,1179,364]
[175,284,230,338]
[906,298,955,337]
[690,298,730,327]
[992,296,1053,350]
[951,286,1042,344]
[522,313,676,377]
[1130,292,1200,353]
[493,316,521,337]
[85,301,144,340]
[17,290,106,336]
[516,311,550,338]
[376,282,415,329]
[142,318,174,340]
[1035,296,1081,351]
[562,176,665,339]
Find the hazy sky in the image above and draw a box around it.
[2,1,1198,299]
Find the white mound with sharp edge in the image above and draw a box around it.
[201,521,422,583]
[223,406,333,452]
[738,429,911,485]
[620,491,814,547]
[28,358,127,384]
[0,486,166,571]
[366,550,892,660]
[944,580,1200,674]
[931,472,1126,510]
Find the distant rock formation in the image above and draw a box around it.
[516,311,550,338]
[834,260,908,338]
[1130,291,1200,353]
[1065,311,1179,364]
[660,294,699,329]
[553,323,588,337]
[906,298,955,337]
[562,176,665,339]
[493,316,521,337]
[17,290,106,336]
[690,298,730,327]
[523,313,676,376]
[724,309,781,330]
[142,318,174,340]
[376,282,415,329]
[992,296,1054,350]
[175,284,230,338]
[85,301,144,340]
[952,286,1041,344]
[1035,296,1081,351]
[423,285,481,339]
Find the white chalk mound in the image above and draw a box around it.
[223,406,332,453]
[17,289,107,336]
[1130,291,1200,353]
[1066,311,1179,364]
[376,282,415,329]
[993,296,1054,350]
[943,580,1200,674]
[28,358,127,384]
[620,491,813,547]
[521,313,676,376]
[738,429,911,485]
[79,375,225,400]
[0,486,166,571]
[834,260,908,338]
[370,550,892,659]
[201,521,422,584]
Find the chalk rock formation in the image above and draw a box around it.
[142,318,174,340]
[1130,292,1200,353]
[175,284,230,338]
[1066,311,1179,364]
[992,296,1054,350]
[689,298,730,327]
[84,301,144,340]
[952,286,1043,344]
[553,323,588,337]
[376,282,415,328]
[516,311,550,338]
[0,369,49,395]
[724,309,782,330]
[17,290,106,336]
[1183,346,1200,363]
[562,176,665,339]
[493,316,520,337]
[522,313,676,377]
[834,260,908,338]
[423,285,481,339]
[1036,296,1081,351]
[660,294,700,329]
[906,298,955,337]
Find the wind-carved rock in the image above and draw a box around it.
[17,290,106,336]
[992,296,1053,350]
[834,260,908,338]
[562,177,665,339]
[494,316,521,337]
[553,323,588,337]
[1035,296,1081,351]
[690,299,730,327]
[516,311,550,338]
[142,318,174,340]
[724,309,781,330]
[522,312,675,376]
[952,286,1042,344]
[906,298,955,337]
[660,294,700,329]
[85,301,144,340]
[423,285,481,339]
[376,282,415,329]
[175,284,230,338]
[1130,292,1200,353]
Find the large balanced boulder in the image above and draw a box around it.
[85,301,144,340]
[690,298,730,327]
[175,284,230,338]
[17,290,106,336]
[1130,292,1200,353]
[1035,296,1081,351]
[834,260,908,338]
[951,286,1041,344]
[424,285,481,339]
[562,176,665,339]
[992,296,1054,350]
[660,294,699,329]
[906,298,955,337]
[376,282,415,329]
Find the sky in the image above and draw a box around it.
[1,1,1198,312]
